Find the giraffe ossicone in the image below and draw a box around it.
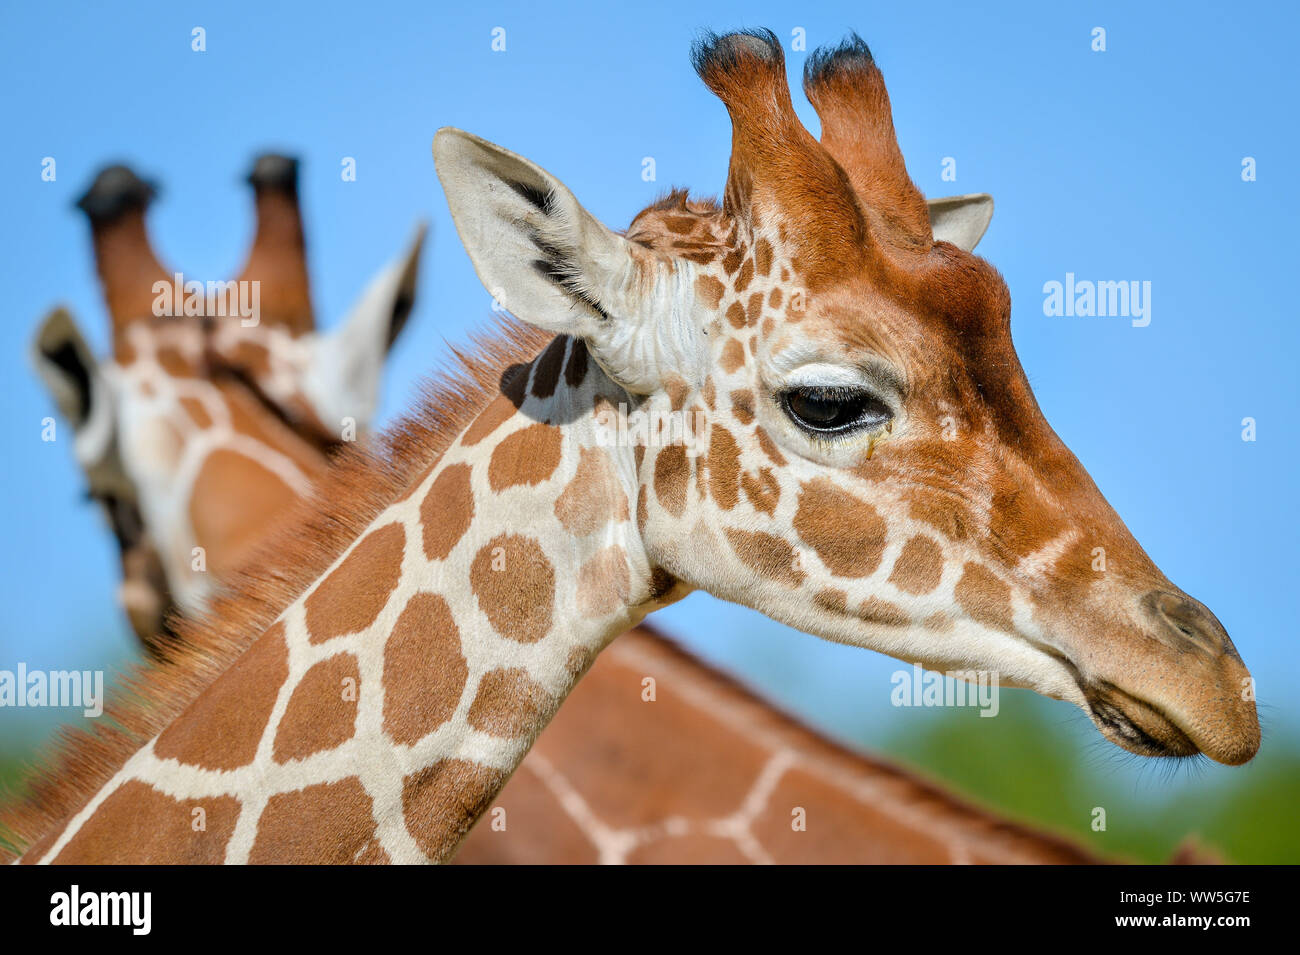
[6,28,1257,866]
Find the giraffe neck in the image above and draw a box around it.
[28,334,677,864]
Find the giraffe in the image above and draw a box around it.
[31,152,1112,865]
[2,29,1258,864]
[32,154,426,656]
[30,149,1107,867]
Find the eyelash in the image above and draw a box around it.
[778,385,893,438]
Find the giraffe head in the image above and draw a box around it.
[63,156,426,441]
[32,154,426,653]
[434,30,1259,766]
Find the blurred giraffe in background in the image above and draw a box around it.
[33,155,425,656]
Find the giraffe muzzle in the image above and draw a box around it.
[1074,590,1260,765]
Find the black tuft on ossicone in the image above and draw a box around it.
[75,164,157,222]
[803,32,876,90]
[246,153,300,193]
[690,27,783,82]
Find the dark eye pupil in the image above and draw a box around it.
[789,393,845,425]
[782,387,889,434]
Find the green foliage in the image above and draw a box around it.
[869,690,1300,863]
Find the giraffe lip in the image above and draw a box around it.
[1078,681,1200,759]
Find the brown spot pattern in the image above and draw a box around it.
[468,668,552,738]
[402,759,508,862]
[955,562,1015,632]
[740,467,780,515]
[420,463,474,561]
[488,422,563,491]
[577,545,631,617]
[462,393,521,447]
[735,257,754,292]
[154,622,288,770]
[724,528,806,587]
[383,593,466,744]
[555,446,628,537]
[249,777,375,864]
[304,523,405,643]
[990,483,1065,561]
[453,769,598,865]
[815,587,849,615]
[889,535,945,595]
[156,346,192,378]
[52,782,239,864]
[793,479,887,578]
[859,596,910,627]
[179,396,212,429]
[653,445,689,518]
[753,768,952,864]
[720,338,746,374]
[730,389,755,424]
[726,301,747,330]
[273,652,360,763]
[756,428,786,466]
[696,275,725,309]
[907,490,973,543]
[636,484,649,531]
[470,535,555,643]
[707,425,741,509]
[665,375,688,412]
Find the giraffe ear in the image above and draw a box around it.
[32,307,165,649]
[300,221,427,430]
[31,307,123,487]
[434,128,702,392]
[926,193,994,251]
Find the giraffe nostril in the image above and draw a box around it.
[1142,590,1229,656]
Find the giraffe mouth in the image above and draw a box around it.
[1077,680,1200,759]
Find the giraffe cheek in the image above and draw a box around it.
[792,478,887,579]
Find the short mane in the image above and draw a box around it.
[0,319,554,861]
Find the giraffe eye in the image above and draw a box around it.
[780,386,891,436]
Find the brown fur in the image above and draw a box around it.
[693,30,865,286]
[468,669,553,738]
[273,652,361,763]
[382,593,466,744]
[250,778,375,864]
[235,183,315,336]
[803,34,931,246]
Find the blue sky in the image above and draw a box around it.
[1,1,1296,789]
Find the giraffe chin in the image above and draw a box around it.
[1078,681,1251,766]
